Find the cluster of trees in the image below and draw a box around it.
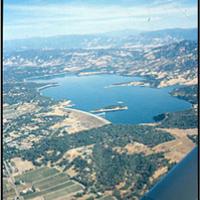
[170,85,198,105]
[159,109,197,129]
[71,144,170,199]
[187,134,198,144]
[154,84,198,129]
[18,124,174,165]
[153,113,166,122]
[3,82,55,106]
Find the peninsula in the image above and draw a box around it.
[91,105,128,113]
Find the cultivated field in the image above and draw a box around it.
[15,167,58,183]
[99,195,117,200]
[3,178,17,200]
[13,167,84,200]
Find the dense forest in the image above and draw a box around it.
[170,85,198,104]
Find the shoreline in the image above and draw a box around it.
[25,72,71,81]
[105,81,150,88]
[33,73,194,126]
[37,83,60,92]
[91,106,128,113]
[64,107,111,125]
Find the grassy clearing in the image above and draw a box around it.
[99,195,116,200]
[13,167,84,200]
[15,167,59,183]
[22,181,75,199]
[33,172,69,190]
[3,179,9,192]
[3,179,16,199]
[44,183,84,200]
[4,189,16,200]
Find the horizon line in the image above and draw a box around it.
[3,27,197,42]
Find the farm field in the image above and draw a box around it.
[3,179,16,200]
[15,167,59,183]
[33,172,70,190]
[99,195,117,200]
[12,167,84,200]
[23,180,79,199]
[44,183,84,200]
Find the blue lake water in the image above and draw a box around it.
[38,74,191,124]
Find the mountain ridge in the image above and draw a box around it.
[4,28,197,51]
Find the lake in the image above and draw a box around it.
[38,74,191,124]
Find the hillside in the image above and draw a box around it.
[4,40,197,88]
[4,28,197,51]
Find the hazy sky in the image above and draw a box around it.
[4,0,197,40]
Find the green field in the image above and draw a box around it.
[3,179,9,192]
[33,172,69,190]
[15,167,59,183]
[99,195,116,200]
[22,181,84,200]
[44,184,84,200]
[23,180,76,199]
[3,179,16,199]
[12,167,85,200]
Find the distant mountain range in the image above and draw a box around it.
[3,39,197,88]
[4,28,197,51]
